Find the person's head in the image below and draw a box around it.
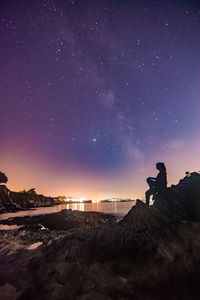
[156,162,166,171]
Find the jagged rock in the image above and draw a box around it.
[1,172,200,299]
[120,199,167,231]
[154,172,200,221]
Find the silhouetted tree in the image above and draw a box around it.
[27,188,36,194]
[0,171,8,184]
[19,188,36,194]
[19,190,27,193]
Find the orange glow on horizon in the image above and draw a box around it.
[1,137,200,201]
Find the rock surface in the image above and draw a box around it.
[0,209,116,231]
[1,172,200,299]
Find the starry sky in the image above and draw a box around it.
[1,0,200,200]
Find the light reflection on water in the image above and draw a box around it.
[0,201,136,221]
[0,224,23,230]
[66,201,135,217]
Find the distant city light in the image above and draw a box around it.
[65,197,86,202]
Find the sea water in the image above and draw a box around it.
[0,201,136,222]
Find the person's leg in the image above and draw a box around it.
[145,189,152,206]
[146,178,156,206]
[147,178,156,190]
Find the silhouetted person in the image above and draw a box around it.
[145,162,167,206]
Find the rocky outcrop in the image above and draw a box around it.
[1,172,200,299]
[0,209,116,231]
[153,172,200,222]
[0,185,17,212]
[0,185,54,213]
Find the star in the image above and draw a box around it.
[1,0,199,201]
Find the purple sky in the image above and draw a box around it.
[1,0,200,199]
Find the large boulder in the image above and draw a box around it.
[153,172,200,222]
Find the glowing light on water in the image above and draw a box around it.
[27,242,43,250]
[79,197,86,202]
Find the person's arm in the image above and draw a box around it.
[148,177,156,180]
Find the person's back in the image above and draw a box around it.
[156,168,167,188]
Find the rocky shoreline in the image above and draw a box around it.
[1,172,200,299]
[0,209,116,231]
[0,185,56,214]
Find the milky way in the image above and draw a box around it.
[1,0,200,199]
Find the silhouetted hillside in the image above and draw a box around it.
[0,185,54,213]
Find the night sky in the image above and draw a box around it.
[1,0,200,200]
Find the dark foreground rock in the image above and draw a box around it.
[1,172,200,299]
[0,209,116,231]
